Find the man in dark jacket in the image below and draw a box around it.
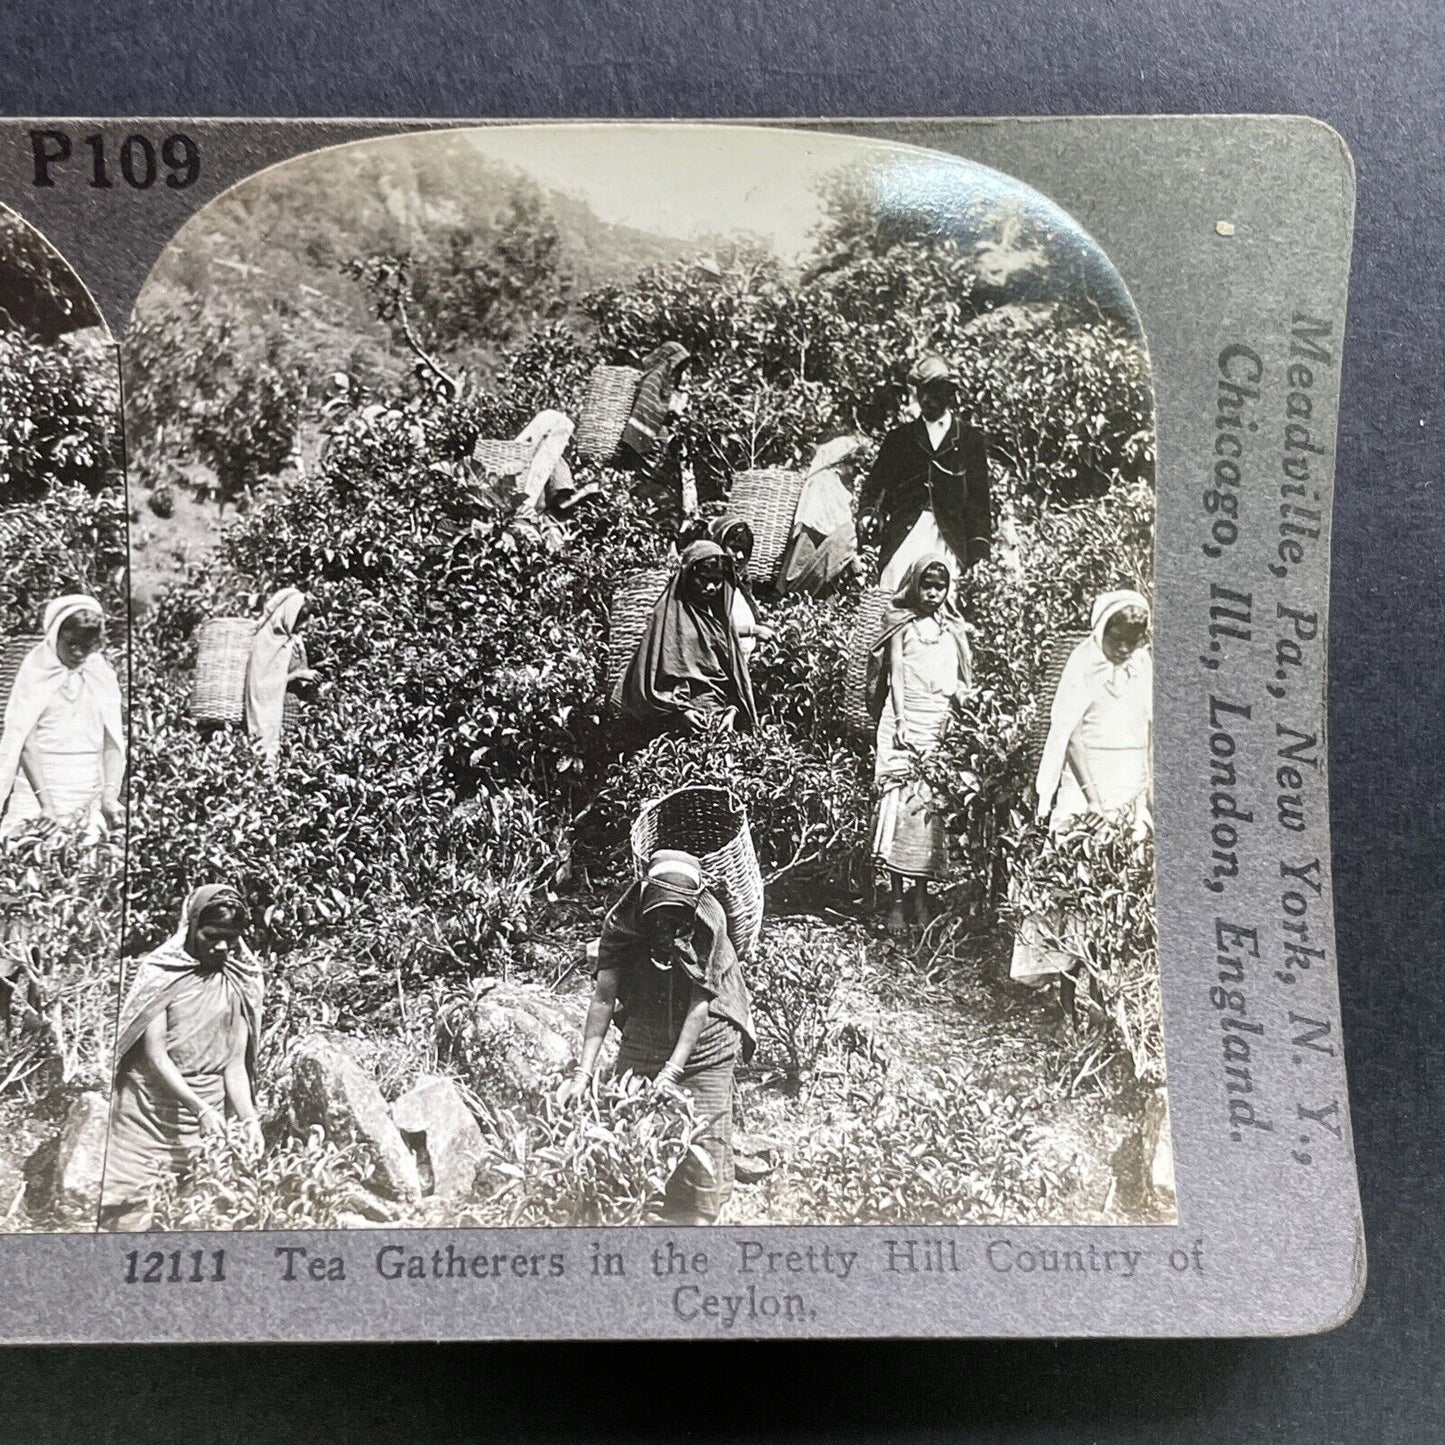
[858,353,992,593]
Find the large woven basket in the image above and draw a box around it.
[726,468,807,587]
[842,589,893,740]
[282,691,304,736]
[606,564,672,697]
[0,635,41,715]
[575,365,641,464]
[471,437,535,477]
[630,786,763,960]
[189,617,254,724]
[1023,632,1088,779]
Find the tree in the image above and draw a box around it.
[346,190,572,385]
[0,210,100,342]
[0,328,120,507]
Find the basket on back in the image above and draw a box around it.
[189,617,255,724]
[605,564,672,704]
[575,365,642,464]
[0,635,41,716]
[630,786,763,961]
[841,589,893,740]
[726,469,806,587]
[282,691,304,736]
[1023,632,1089,780]
[471,437,536,477]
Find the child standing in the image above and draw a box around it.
[866,555,973,937]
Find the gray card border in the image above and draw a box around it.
[0,115,1360,1342]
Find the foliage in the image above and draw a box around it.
[0,328,120,508]
[747,590,856,746]
[778,1064,1073,1224]
[958,304,1154,502]
[123,295,305,512]
[125,698,559,967]
[0,820,122,1099]
[189,352,302,514]
[346,191,572,362]
[463,1073,702,1227]
[0,209,99,342]
[1006,813,1163,1089]
[147,1126,380,1231]
[593,725,869,885]
[0,481,128,630]
[746,918,851,1087]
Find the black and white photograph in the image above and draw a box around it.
[107,124,1168,1233]
[0,204,127,1230]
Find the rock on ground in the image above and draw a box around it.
[732,1131,780,1186]
[289,1034,420,1201]
[445,982,582,1099]
[392,1075,485,1200]
[1142,1086,1176,1206]
[24,1090,109,1228]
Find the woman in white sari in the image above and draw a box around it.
[779,436,865,597]
[1034,589,1153,831]
[1011,589,1152,985]
[0,594,125,840]
[244,587,314,767]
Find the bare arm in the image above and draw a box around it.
[662,981,713,1078]
[17,737,53,814]
[141,1012,221,1130]
[101,736,124,819]
[1146,719,1154,809]
[221,1012,256,1122]
[576,966,620,1077]
[222,1011,262,1155]
[857,436,889,520]
[1065,734,1103,809]
[889,629,911,746]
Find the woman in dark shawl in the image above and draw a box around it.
[565,849,756,1224]
[99,885,264,1230]
[708,517,775,662]
[611,539,759,737]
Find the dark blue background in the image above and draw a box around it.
[1,2,1439,1439]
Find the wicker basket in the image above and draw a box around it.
[606,564,673,696]
[0,635,41,715]
[189,617,255,724]
[471,437,535,476]
[282,691,304,736]
[575,365,641,464]
[726,469,807,586]
[1023,632,1088,779]
[842,589,893,740]
[630,786,763,960]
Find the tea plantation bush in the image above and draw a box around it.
[778,1063,1073,1224]
[0,822,122,1100]
[125,187,1161,1221]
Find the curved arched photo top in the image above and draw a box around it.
[0,202,127,1235]
[118,124,1166,1234]
[0,203,121,511]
